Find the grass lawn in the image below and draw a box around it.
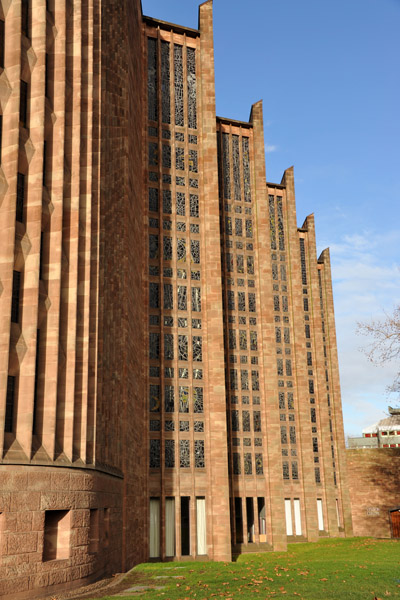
[88,538,400,600]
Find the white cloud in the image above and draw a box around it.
[325,228,400,436]
[265,144,277,153]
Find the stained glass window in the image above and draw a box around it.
[163,236,172,261]
[149,283,159,309]
[178,286,187,310]
[190,224,199,234]
[289,425,296,444]
[310,407,316,422]
[269,195,276,250]
[274,296,280,312]
[150,439,160,468]
[187,47,197,129]
[255,453,263,475]
[190,194,199,217]
[250,331,257,351]
[149,365,160,378]
[147,38,157,121]
[165,439,175,468]
[149,333,160,360]
[149,171,158,182]
[178,335,188,361]
[288,393,294,410]
[280,425,287,444]
[279,392,285,409]
[174,45,184,126]
[177,238,186,263]
[231,410,239,431]
[282,296,288,312]
[165,420,174,432]
[292,461,298,480]
[192,318,201,329]
[252,370,259,391]
[149,234,159,260]
[192,287,201,312]
[180,440,190,468]
[191,270,200,280]
[164,283,173,310]
[255,438,262,447]
[149,142,158,166]
[180,420,189,432]
[149,218,158,229]
[164,333,174,360]
[149,384,160,412]
[195,440,205,468]
[243,410,250,431]
[233,453,241,474]
[276,196,285,251]
[150,420,160,432]
[245,219,253,238]
[285,360,292,376]
[232,135,241,201]
[226,253,233,272]
[190,178,198,188]
[191,240,200,264]
[242,137,251,202]
[225,216,232,236]
[282,461,289,479]
[194,421,204,432]
[309,380,314,394]
[247,256,254,274]
[284,328,290,344]
[178,269,187,279]
[244,453,252,475]
[179,386,189,413]
[165,385,174,412]
[189,149,198,173]
[230,369,238,390]
[238,292,246,311]
[243,437,251,446]
[176,147,184,171]
[194,387,203,412]
[162,144,171,169]
[193,336,202,362]
[248,293,256,312]
[164,316,173,327]
[179,367,188,378]
[315,467,321,483]
[280,265,287,281]
[222,133,231,199]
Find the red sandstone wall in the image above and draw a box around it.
[346,448,400,538]
[98,0,147,570]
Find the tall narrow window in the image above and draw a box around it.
[11,271,21,323]
[42,140,47,186]
[147,38,157,122]
[161,41,170,124]
[284,499,293,536]
[317,499,324,531]
[16,173,25,222]
[174,45,184,126]
[19,80,28,128]
[21,0,30,38]
[0,115,3,164]
[196,497,206,555]
[181,497,190,556]
[149,498,160,558]
[0,20,4,69]
[187,47,197,129]
[235,498,243,543]
[32,329,40,434]
[5,376,15,433]
[293,499,302,535]
[165,497,175,557]
[246,498,254,543]
[258,498,266,537]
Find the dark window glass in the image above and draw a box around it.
[5,375,15,433]
[19,80,28,128]
[21,0,30,38]
[0,20,4,69]
[16,173,25,222]
[11,271,21,323]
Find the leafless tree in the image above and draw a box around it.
[357,306,400,397]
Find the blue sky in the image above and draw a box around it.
[142,0,400,436]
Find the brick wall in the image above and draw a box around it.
[346,448,400,538]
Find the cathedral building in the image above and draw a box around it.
[0,1,352,597]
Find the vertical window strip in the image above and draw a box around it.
[222,133,231,199]
[5,376,16,433]
[269,195,276,250]
[174,44,184,126]
[242,137,251,202]
[299,238,307,285]
[147,37,157,122]
[232,134,241,201]
[276,196,285,251]
[187,46,197,129]
[161,41,170,124]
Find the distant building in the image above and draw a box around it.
[348,407,400,449]
[0,1,353,598]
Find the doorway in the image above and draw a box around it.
[390,509,400,538]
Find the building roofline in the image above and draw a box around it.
[216,116,253,129]
[143,15,200,37]
[266,182,286,190]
